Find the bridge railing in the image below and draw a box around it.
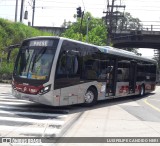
[142,25,160,31]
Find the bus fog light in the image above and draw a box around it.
[39,84,51,95]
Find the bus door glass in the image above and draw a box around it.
[129,61,137,93]
[99,54,116,96]
[105,59,115,96]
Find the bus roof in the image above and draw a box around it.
[23,36,157,64]
[98,46,157,64]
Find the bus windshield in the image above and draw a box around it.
[14,39,59,80]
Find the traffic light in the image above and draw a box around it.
[77,7,82,17]
[24,10,28,19]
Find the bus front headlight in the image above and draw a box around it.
[39,84,51,95]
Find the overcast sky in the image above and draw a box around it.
[0,0,160,57]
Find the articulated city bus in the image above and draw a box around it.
[12,36,157,106]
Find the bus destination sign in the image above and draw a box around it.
[29,40,53,47]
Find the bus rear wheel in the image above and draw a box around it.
[84,87,97,106]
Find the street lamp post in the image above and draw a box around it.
[20,0,25,23]
[15,0,18,22]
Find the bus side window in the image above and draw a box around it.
[66,55,79,75]
[57,54,79,76]
[117,69,123,82]
[57,54,67,75]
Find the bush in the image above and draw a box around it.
[0,18,53,81]
[0,62,13,80]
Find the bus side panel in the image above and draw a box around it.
[59,81,99,106]
[97,82,109,100]
[60,84,82,106]
[115,82,130,97]
[38,90,60,106]
[145,82,156,93]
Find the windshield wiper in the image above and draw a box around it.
[36,47,47,62]
[31,47,47,71]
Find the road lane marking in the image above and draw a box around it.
[0,109,67,118]
[144,99,160,112]
[0,125,60,135]
[0,101,29,105]
[0,98,32,103]
[0,116,64,125]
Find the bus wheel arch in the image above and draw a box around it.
[84,86,98,106]
[139,84,145,96]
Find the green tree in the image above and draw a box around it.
[62,12,107,46]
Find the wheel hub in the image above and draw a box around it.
[85,91,94,103]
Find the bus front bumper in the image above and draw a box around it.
[12,88,60,106]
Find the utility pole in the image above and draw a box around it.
[15,0,18,22]
[20,0,25,23]
[32,0,36,26]
[103,0,125,45]
[108,0,115,45]
[86,17,90,43]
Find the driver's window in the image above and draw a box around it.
[57,53,79,75]
[57,54,67,74]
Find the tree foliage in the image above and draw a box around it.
[62,12,107,46]
[113,12,143,32]
[0,18,52,81]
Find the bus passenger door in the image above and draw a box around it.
[129,61,137,94]
[105,60,116,97]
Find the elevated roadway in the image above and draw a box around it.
[112,30,160,49]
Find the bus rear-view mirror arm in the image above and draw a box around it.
[65,50,79,55]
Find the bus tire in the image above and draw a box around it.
[139,84,145,96]
[84,87,98,106]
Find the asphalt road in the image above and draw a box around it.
[120,86,160,123]
[0,84,160,146]
[57,85,160,146]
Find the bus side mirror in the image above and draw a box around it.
[7,50,12,63]
[7,44,20,63]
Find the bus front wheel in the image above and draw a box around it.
[84,87,97,106]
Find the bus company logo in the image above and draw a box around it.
[2,138,11,143]
[29,88,37,93]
